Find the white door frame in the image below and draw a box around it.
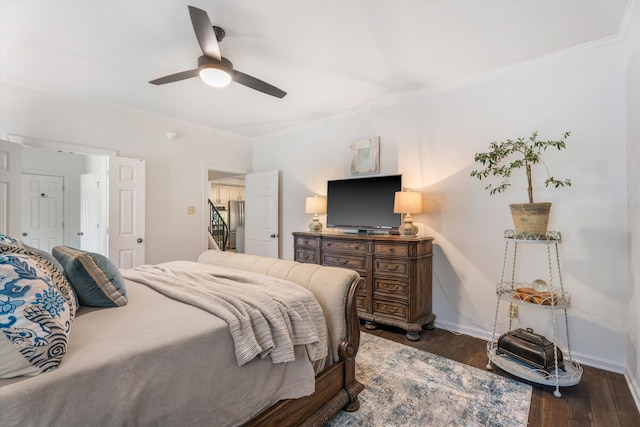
[202,164,250,254]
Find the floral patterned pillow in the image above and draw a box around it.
[0,235,75,378]
[0,235,76,314]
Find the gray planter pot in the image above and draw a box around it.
[509,202,552,237]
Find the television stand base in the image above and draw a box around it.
[340,229,392,235]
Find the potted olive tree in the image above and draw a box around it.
[470,131,572,236]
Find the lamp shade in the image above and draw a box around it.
[305,196,327,214]
[394,191,422,214]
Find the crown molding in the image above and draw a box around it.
[4,134,117,157]
[619,0,640,39]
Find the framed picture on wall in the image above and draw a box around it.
[350,137,380,175]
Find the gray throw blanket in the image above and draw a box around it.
[122,261,328,367]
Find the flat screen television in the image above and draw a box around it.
[326,174,402,232]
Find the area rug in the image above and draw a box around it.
[325,333,532,427]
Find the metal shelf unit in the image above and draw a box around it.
[486,230,582,397]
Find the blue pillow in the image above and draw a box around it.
[52,246,127,307]
[0,252,74,377]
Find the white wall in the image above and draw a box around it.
[625,2,640,409]
[254,39,629,372]
[0,80,253,264]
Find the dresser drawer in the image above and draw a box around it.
[374,278,408,300]
[295,236,320,248]
[356,295,367,311]
[295,248,317,264]
[322,239,367,254]
[374,258,409,276]
[374,299,408,320]
[374,243,409,257]
[322,253,366,269]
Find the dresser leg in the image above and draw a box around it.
[425,321,436,330]
[364,320,377,330]
[406,330,421,341]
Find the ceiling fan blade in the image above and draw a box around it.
[188,6,221,61]
[149,69,199,85]
[233,70,287,98]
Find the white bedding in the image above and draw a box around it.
[122,261,328,367]
[0,278,322,427]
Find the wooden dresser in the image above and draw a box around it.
[293,231,435,340]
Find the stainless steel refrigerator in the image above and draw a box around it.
[228,200,245,250]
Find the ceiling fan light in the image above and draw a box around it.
[199,66,232,87]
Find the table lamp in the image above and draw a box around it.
[393,190,422,236]
[305,196,327,232]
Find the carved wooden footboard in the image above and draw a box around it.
[243,276,364,427]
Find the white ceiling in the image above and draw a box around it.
[0,0,632,138]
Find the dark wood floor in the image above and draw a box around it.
[362,324,640,427]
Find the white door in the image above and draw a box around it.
[244,170,279,258]
[80,173,102,253]
[21,174,64,251]
[0,139,21,237]
[108,156,145,269]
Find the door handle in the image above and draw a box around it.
[77,232,84,236]
[270,234,279,238]
[22,232,28,237]
[137,238,144,243]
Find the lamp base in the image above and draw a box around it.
[308,219,323,232]
[398,220,418,236]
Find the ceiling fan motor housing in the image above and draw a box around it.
[198,56,233,73]
[198,56,233,87]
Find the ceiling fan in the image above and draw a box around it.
[149,5,286,98]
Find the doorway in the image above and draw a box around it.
[210,175,246,252]
[3,137,146,268]
[203,166,280,258]
[20,145,108,254]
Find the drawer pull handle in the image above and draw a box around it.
[302,254,310,259]
[382,264,399,270]
[383,284,401,291]
[381,305,399,313]
[338,259,349,265]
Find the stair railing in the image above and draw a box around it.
[208,199,229,251]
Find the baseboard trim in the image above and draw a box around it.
[433,319,626,374]
[625,368,640,413]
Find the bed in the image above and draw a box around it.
[0,240,364,427]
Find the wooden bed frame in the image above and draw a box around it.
[243,276,365,427]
